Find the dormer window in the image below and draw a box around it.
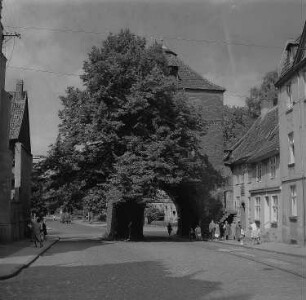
[169,66,178,78]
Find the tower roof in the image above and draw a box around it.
[163,46,225,92]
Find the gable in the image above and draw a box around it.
[9,90,31,153]
[276,21,306,86]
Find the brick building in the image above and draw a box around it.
[163,46,225,171]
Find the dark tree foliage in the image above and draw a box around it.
[223,105,255,149]
[245,70,278,118]
[145,205,165,224]
[44,29,222,213]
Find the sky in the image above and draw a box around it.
[2,0,305,155]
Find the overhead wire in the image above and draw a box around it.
[3,23,288,101]
[5,24,285,50]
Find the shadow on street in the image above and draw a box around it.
[0,260,252,300]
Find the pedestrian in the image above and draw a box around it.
[127,221,133,241]
[214,223,220,240]
[235,221,242,242]
[30,217,43,248]
[167,222,173,237]
[209,220,215,241]
[41,218,47,240]
[219,222,224,239]
[250,221,260,245]
[231,221,237,240]
[223,221,230,240]
[195,225,202,241]
[189,227,196,241]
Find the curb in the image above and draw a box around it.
[0,238,60,281]
[213,240,306,258]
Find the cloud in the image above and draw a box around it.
[2,0,301,155]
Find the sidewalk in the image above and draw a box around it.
[214,238,306,258]
[0,237,59,280]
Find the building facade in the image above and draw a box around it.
[275,22,306,245]
[0,0,15,242]
[8,80,32,240]
[224,102,282,242]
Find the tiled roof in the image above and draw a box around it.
[277,22,306,82]
[225,107,279,165]
[9,91,27,140]
[164,48,225,91]
[278,40,299,78]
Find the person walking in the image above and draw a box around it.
[189,227,196,241]
[231,221,237,240]
[214,223,220,240]
[235,221,242,242]
[223,221,230,240]
[41,218,47,241]
[167,222,173,237]
[195,225,202,241]
[30,217,43,248]
[127,221,133,241]
[209,220,215,241]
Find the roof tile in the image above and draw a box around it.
[225,107,279,165]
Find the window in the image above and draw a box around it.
[288,132,295,165]
[235,196,240,211]
[255,197,261,220]
[286,83,293,109]
[256,163,262,182]
[290,185,297,217]
[272,196,278,223]
[270,156,276,179]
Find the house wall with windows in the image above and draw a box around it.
[224,103,281,242]
[276,36,306,245]
[229,157,282,242]
[0,1,14,242]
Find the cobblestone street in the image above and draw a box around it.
[0,221,304,300]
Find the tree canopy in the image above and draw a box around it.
[245,70,278,118]
[224,70,278,148]
[42,29,221,213]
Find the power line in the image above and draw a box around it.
[6,25,110,36]
[7,65,251,100]
[7,65,82,77]
[5,24,284,50]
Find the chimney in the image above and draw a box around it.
[16,80,24,98]
[260,97,274,117]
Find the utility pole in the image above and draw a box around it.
[0,0,21,50]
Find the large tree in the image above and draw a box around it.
[44,30,222,231]
[223,105,254,149]
[223,70,278,148]
[246,70,278,118]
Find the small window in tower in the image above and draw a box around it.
[169,66,178,77]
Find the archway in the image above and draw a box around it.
[106,182,212,240]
